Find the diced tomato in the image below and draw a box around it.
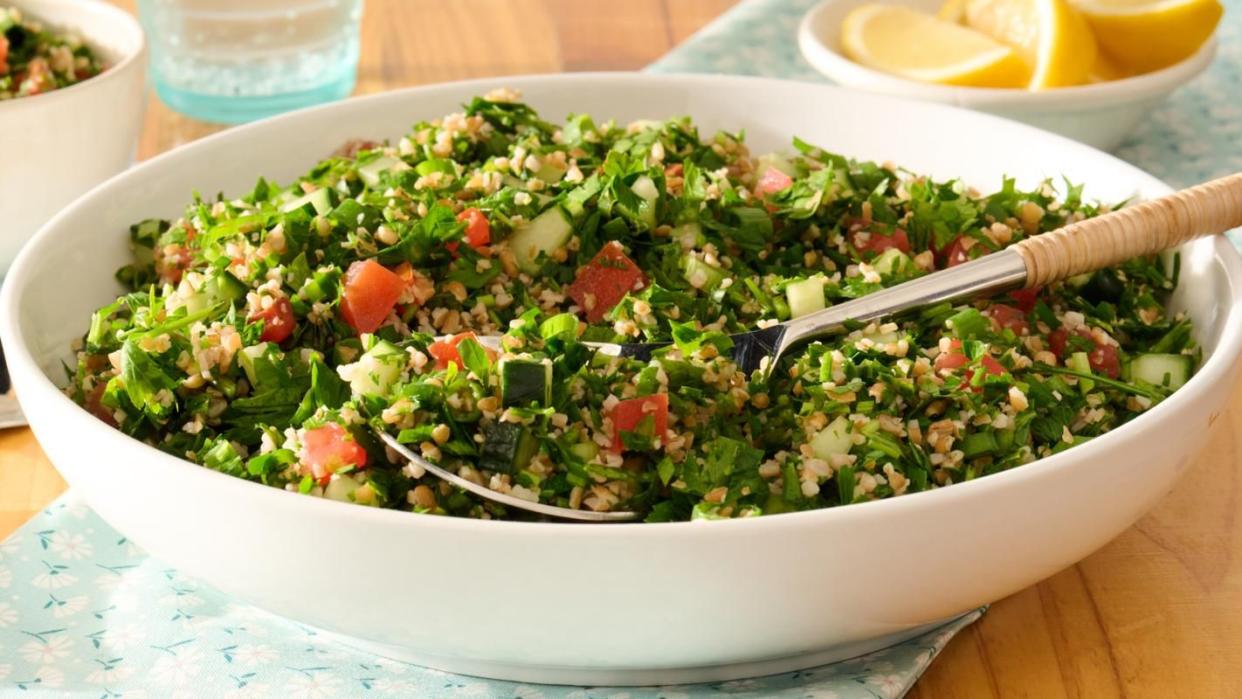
[754,166,793,197]
[1008,287,1041,313]
[20,57,53,96]
[155,243,191,284]
[0,35,9,76]
[249,296,296,344]
[565,241,648,323]
[301,423,369,483]
[980,355,1006,377]
[333,139,379,158]
[1048,327,1121,378]
[942,236,972,267]
[664,163,684,178]
[610,393,669,452]
[934,346,969,373]
[457,208,491,249]
[986,304,1029,335]
[340,259,406,334]
[427,331,496,370]
[86,383,117,427]
[1089,344,1121,379]
[934,339,1004,390]
[852,228,911,256]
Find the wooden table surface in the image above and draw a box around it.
[4,1,1239,695]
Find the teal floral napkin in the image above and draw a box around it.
[0,494,980,697]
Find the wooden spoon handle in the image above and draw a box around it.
[1014,172,1242,288]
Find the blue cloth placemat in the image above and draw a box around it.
[649,0,1242,188]
[0,493,981,697]
[4,1,1238,696]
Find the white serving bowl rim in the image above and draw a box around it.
[4,71,1240,538]
[0,0,146,112]
[796,0,1218,108]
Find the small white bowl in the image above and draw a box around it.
[0,0,146,273]
[798,0,1216,151]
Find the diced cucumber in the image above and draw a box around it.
[324,475,360,502]
[207,271,248,304]
[1068,352,1095,393]
[536,160,567,183]
[281,188,334,216]
[1131,353,1193,390]
[336,339,406,397]
[673,222,704,250]
[239,343,277,387]
[569,441,599,463]
[479,421,539,474]
[786,275,826,319]
[1066,273,1092,289]
[680,255,726,291]
[358,155,405,187]
[414,158,454,177]
[755,153,795,176]
[872,248,912,276]
[510,206,573,274]
[500,357,553,407]
[631,175,659,229]
[810,416,853,460]
[947,307,988,340]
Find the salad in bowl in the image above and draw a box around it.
[70,90,1197,522]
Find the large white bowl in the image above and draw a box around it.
[3,73,1241,686]
[798,0,1217,152]
[0,0,146,272]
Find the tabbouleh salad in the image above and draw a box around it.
[69,89,1199,522]
[0,6,103,99]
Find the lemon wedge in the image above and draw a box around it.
[1072,0,1221,74]
[957,0,1098,88]
[841,5,1031,88]
[1088,51,1133,82]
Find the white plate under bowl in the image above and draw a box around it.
[3,73,1241,686]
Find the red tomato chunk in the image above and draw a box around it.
[986,304,1029,335]
[610,393,669,453]
[301,423,369,483]
[1008,287,1041,313]
[456,207,491,249]
[566,241,648,323]
[250,296,296,344]
[852,228,911,255]
[340,259,405,334]
[427,331,496,370]
[934,339,1005,390]
[754,166,793,197]
[1048,327,1121,378]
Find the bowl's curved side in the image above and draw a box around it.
[4,73,1240,681]
[0,0,146,270]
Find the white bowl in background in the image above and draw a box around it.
[3,73,1241,685]
[0,0,146,272]
[798,0,1216,152]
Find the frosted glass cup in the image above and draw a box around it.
[137,0,363,124]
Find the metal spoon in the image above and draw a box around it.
[382,172,1242,521]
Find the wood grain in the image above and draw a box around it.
[4,1,1239,696]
